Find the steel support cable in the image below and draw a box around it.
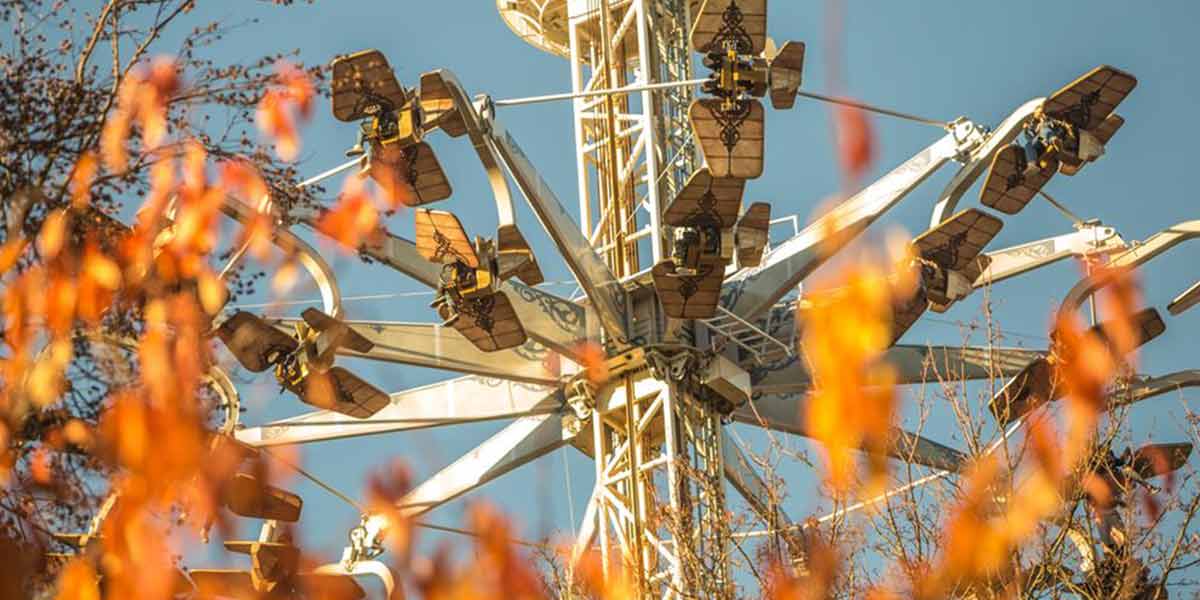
[793,89,949,128]
[495,79,948,128]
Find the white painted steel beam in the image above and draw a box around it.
[486,116,631,342]
[235,376,559,447]
[271,319,559,386]
[721,119,986,321]
[747,344,1044,395]
[732,395,968,473]
[398,411,572,516]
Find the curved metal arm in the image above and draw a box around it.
[1111,369,1200,410]
[930,98,1044,226]
[218,196,345,319]
[44,331,242,436]
[312,560,397,599]
[203,362,241,436]
[1169,279,1200,315]
[421,69,519,229]
[1058,220,1200,319]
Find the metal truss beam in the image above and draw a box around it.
[234,376,559,447]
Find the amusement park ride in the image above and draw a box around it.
[48,0,1200,598]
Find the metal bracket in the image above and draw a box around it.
[342,513,389,567]
[930,98,1044,226]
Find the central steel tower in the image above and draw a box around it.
[499,1,734,596]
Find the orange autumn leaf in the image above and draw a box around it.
[764,538,840,600]
[28,338,73,406]
[575,549,637,600]
[218,159,269,206]
[82,242,122,291]
[463,503,546,600]
[317,178,380,249]
[834,103,875,185]
[29,447,53,485]
[236,212,275,261]
[100,108,132,173]
[271,258,299,295]
[102,57,181,172]
[45,274,79,337]
[541,350,562,379]
[1026,413,1063,481]
[574,341,609,387]
[181,138,207,194]
[371,159,418,210]
[169,187,224,257]
[62,419,94,449]
[1082,472,1114,509]
[146,159,177,213]
[801,249,904,494]
[137,57,181,148]
[278,62,315,120]
[257,89,299,161]
[54,559,101,600]
[364,461,415,562]
[70,152,99,209]
[1093,264,1143,360]
[257,62,314,161]
[38,209,69,259]
[0,237,28,275]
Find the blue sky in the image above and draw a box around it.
[168,0,1200,590]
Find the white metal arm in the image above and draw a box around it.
[1170,280,1200,315]
[1112,370,1200,410]
[748,344,1043,395]
[482,101,631,342]
[976,223,1126,287]
[397,411,572,517]
[269,318,559,386]
[234,376,559,447]
[731,394,969,473]
[721,118,987,321]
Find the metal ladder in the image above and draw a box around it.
[703,303,795,365]
[704,215,804,365]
